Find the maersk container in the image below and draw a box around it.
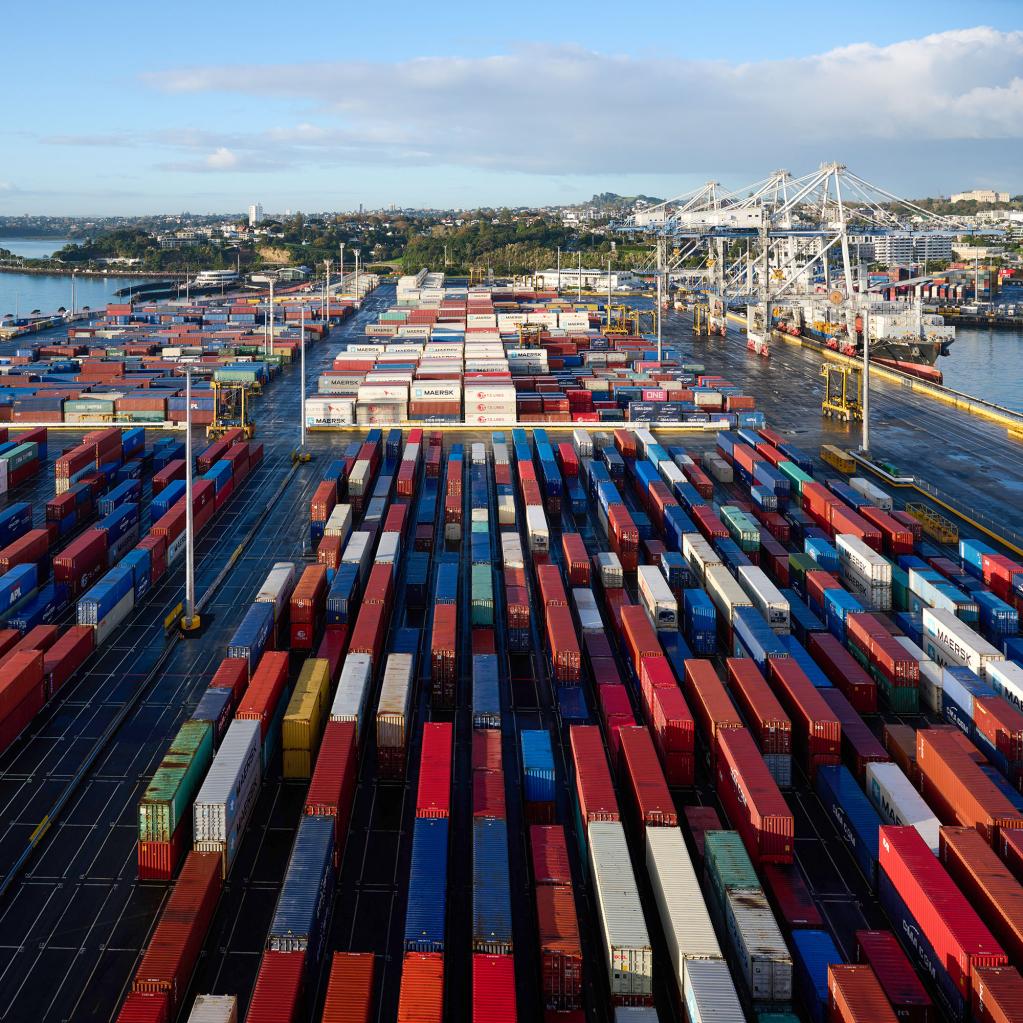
[723,887,793,1004]
[227,602,274,673]
[737,566,790,634]
[986,658,1023,714]
[473,817,513,954]
[814,765,882,888]
[138,720,214,843]
[190,687,233,747]
[268,815,335,966]
[330,653,373,741]
[193,718,262,875]
[521,730,556,805]
[645,826,721,995]
[405,818,449,951]
[790,930,843,1023]
[683,959,744,1023]
[922,606,1004,679]
[588,820,654,1003]
[255,562,296,621]
[637,565,678,631]
[865,762,940,854]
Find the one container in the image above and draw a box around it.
[828,964,900,1023]
[472,817,513,954]
[683,959,745,1023]
[320,952,375,1023]
[404,818,448,952]
[854,930,934,1023]
[723,887,793,1003]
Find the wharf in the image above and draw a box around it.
[0,282,1021,1021]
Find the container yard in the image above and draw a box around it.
[3,273,1023,1023]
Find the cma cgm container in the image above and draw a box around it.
[877,825,1007,1022]
[588,820,654,1005]
[972,966,1023,1023]
[854,930,933,1023]
[715,728,794,865]
[814,765,882,888]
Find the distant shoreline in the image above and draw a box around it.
[0,264,183,280]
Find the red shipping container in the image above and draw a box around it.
[151,506,185,543]
[621,605,660,669]
[311,480,337,522]
[350,603,387,667]
[647,685,695,786]
[607,504,639,572]
[531,825,572,886]
[613,428,637,459]
[860,505,914,555]
[236,651,289,739]
[683,806,722,862]
[473,769,506,820]
[878,826,1007,1006]
[321,952,375,1023]
[0,529,49,573]
[556,442,579,477]
[473,728,502,774]
[972,966,1023,1023]
[431,604,457,705]
[16,624,59,654]
[0,650,44,723]
[716,727,794,865]
[570,725,619,827]
[290,564,327,624]
[137,814,190,882]
[472,628,495,656]
[472,953,517,1022]
[209,657,248,701]
[317,533,343,571]
[317,628,349,685]
[397,952,444,1023]
[854,930,932,1023]
[974,697,1023,780]
[599,683,635,760]
[767,658,841,769]
[364,562,394,608]
[152,460,186,494]
[305,720,357,864]
[999,828,1023,884]
[939,826,1023,964]
[806,570,843,615]
[763,862,824,929]
[116,993,170,1023]
[132,851,222,1015]
[639,654,675,702]
[417,722,453,819]
[691,504,728,543]
[846,614,918,686]
[42,624,95,699]
[819,689,890,783]
[828,964,900,1023]
[916,728,1023,843]
[53,528,107,595]
[546,604,580,683]
[561,532,589,586]
[246,950,305,1023]
[829,505,883,551]
[884,724,919,785]
[538,563,568,607]
[808,632,878,714]
[536,886,582,1010]
[726,658,792,755]
[617,726,678,827]
[138,533,167,585]
[683,659,743,762]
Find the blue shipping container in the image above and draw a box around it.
[520,730,556,804]
[472,655,501,729]
[227,601,275,672]
[0,502,32,549]
[7,582,69,633]
[791,930,844,1023]
[190,686,233,746]
[472,817,513,954]
[0,562,40,617]
[815,765,882,889]
[405,818,448,951]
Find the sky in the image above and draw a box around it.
[3,0,1022,215]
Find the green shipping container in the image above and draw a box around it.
[64,399,115,413]
[704,830,761,910]
[123,410,166,423]
[471,564,494,626]
[137,720,213,842]
[891,565,910,612]
[721,505,760,552]
[778,461,813,496]
[877,675,919,715]
[470,520,489,534]
[788,553,817,585]
[0,442,38,469]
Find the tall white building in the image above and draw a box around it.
[248,203,264,226]
[950,189,1010,204]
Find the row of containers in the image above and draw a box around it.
[0,423,266,762]
[0,276,378,424]
[306,274,767,427]
[116,417,1023,1023]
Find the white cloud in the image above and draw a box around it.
[205,146,239,169]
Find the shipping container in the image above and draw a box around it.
[854,930,933,1023]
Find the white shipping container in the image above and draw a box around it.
[186,995,238,1023]
[377,653,413,751]
[358,384,410,403]
[497,494,515,526]
[501,532,524,569]
[572,588,604,634]
[167,529,187,566]
[723,888,793,1003]
[865,762,941,854]
[471,442,487,465]
[572,428,594,459]
[324,505,353,541]
[471,507,489,524]
[94,590,134,646]
[330,653,374,739]
[613,1010,658,1022]
[633,429,657,456]
[702,453,733,483]
[317,373,362,394]
[464,385,517,403]
[255,562,295,620]
[705,565,753,625]
[986,658,1023,713]
[849,477,893,511]
[375,531,400,565]
[637,565,679,632]
[305,398,355,427]
[921,606,1004,678]
[683,534,722,583]
[193,719,261,873]
[588,821,654,1002]
[836,534,892,584]
[840,566,893,612]
[683,960,745,1023]
[736,565,790,634]
[596,552,624,589]
[348,460,371,496]
[646,828,722,995]
[341,531,373,586]
[526,505,549,554]
[658,460,684,490]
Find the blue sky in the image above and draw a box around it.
[3,0,1021,214]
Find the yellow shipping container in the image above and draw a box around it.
[282,659,330,777]
[283,749,313,778]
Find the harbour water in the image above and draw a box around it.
[0,268,156,322]
[0,235,73,258]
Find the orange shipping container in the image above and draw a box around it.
[397,952,444,1023]
[828,964,899,1023]
[321,952,375,1023]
